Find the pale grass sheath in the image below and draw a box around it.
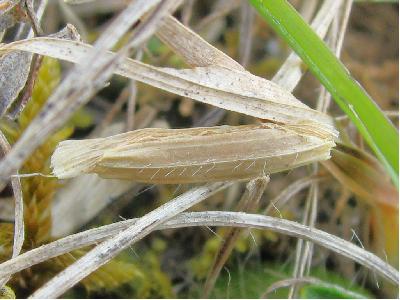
[51,122,335,184]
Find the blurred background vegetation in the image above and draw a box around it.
[0,0,398,298]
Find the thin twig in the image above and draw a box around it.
[9,54,43,118]
[24,0,43,36]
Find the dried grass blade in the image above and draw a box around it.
[0,211,396,285]
[0,51,31,116]
[322,143,398,209]
[156,15,244,70]
[0,0,164,187]
[0,0,50,118]
[51,174,133,237]
[260,277,368,299]
[29,182,231,298]
[272,0,343,91]
[0,131,23,287]
[264,175,326,215]
[0,37,337,135]
[317,0,353,113]
[50,124,335,183]
[203,176,269,297]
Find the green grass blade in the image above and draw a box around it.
[249,0,399,187]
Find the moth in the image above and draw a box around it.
[51,122,335,184]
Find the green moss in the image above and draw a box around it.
[0,286,15,299]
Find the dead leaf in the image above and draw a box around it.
[0,37,337,137]
[322,143,398,209]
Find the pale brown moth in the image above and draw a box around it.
[51,122,335,184]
